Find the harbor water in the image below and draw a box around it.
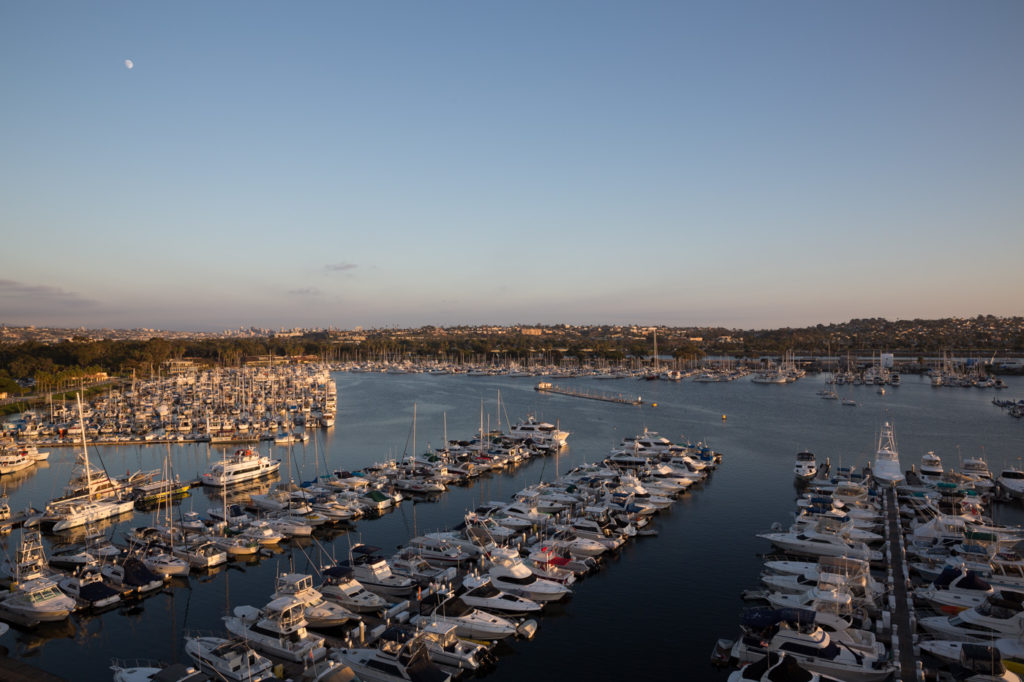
[2,372,1024,680]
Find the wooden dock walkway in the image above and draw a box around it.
[884,486,919,682]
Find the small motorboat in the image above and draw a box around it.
[59,567,121,610]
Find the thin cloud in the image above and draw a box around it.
[325,262,358,272]
[0,279,96,307]
[287,287,321,296]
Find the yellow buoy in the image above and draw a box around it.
[651,402,658,408]
[722,414,727,420]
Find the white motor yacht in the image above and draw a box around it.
[346,545,415,597]
[411,594,521,641]
[915,565,994,614]
[0,449,35,475]
[917,643,1019,679]
[416,621,491,676]
[731,608,894,681]
[870,422,904,485]
[171,540,228,569]
[920,590,1024,641]
[224,596,327,663]
[263,515,314,537]
[405,536,474,567]
[141,547,190,577]
[318,565,388,613]
[794,452,817,481]
[239,522,285,546]
[756,524,879,562]
[963,457,996,490]
[507,416,569,448]
[539,529,607,558]
[389,547,452,586]
[485,553,572,602]
[184,635,275,682]
[271,572,357,628]
[918,451,945,485]
[205,532,260,557]
[330,633,451,682]
[999,469,1024,500]
[46,497,136,532]
[792,509,883,545]
[201,448,280,487]
[460,574,543,617]
[920,639,1024,678]
[0,577,76,626]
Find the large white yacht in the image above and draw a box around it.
[794,452,817,481]
[0,448,35,475]
[756,523,879,562]
[507,416,569,448]
[201,449,280,487]
[870,422,904,486]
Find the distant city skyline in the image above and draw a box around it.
[2,2,1022,331]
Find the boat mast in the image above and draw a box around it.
[77,393,92,502]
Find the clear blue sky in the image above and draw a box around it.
[2,1,1022,331]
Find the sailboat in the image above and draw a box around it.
[43,394,136,532]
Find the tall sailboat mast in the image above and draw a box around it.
[77,393,92,501]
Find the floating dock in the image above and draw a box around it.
[534,382,643,406]
[883,485,919,682]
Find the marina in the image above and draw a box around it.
[0,370,1022,680]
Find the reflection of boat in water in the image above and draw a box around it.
[10,615,77,653]
[110,660,207,682]
[202,476,276,505]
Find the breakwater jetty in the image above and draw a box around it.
[534,382,643,406]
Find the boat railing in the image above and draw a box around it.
[110,657,172,671]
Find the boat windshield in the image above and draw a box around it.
[468,583,500,598]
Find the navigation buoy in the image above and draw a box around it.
[651,402,658,408]
[722,414,727,420]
